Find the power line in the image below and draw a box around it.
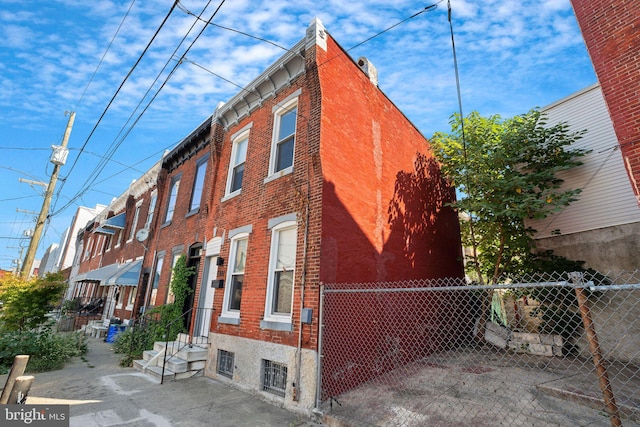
[183,2,442,126]
[75,0,138,108]
[51,0,183,217]
[58,0,181,202]
[50,1,227,218]
[176,1,291,53]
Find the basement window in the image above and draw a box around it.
[217,349,234,379]
[261,359,287,397]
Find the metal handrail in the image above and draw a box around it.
[160,307,197,384]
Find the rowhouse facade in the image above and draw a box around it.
[138,18,463,413]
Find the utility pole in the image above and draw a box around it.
[21,111,75,278]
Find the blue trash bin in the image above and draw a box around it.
[106,325,126,343]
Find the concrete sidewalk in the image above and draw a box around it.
[7,338,323,427]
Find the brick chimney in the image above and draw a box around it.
[571,0,640,203]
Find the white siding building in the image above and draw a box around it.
[529,84,640,272]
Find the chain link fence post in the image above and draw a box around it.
[571,272,622,427]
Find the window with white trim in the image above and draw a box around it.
[225,132,248,196]
[190,157,208,212]
[115,228,122,248]
[164,175,181,224]
[264,221,297,321]
[84,237,93,261]
[268,97,298,177]
[223,233,248,316]
[144,191,157,230]
[127,287,137,310]
[150,254,164,306]
[166,251,182,304]
[127,203,141,242]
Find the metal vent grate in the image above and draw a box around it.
[217,349,234,379]
[261,359,287,397]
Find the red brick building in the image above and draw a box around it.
[140,18,463,412]
[571,0,640,203]
[69,162,159,324]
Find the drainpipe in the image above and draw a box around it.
[314,283,325,413]
[294,195,310,402]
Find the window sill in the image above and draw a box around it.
[185,208,200,218]
[161,221,172,228]
[264,166,293,184]
[218,315,240,325]
[260,320,293,331]
[221,191,241,203]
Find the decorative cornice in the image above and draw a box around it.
[213,39,307,130]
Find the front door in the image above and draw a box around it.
[194,237,221,339]
[183,244,202,332]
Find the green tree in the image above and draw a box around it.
[0,272,66,332]
[431,110,588,284]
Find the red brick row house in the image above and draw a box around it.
[68,161,160,325]
[134,18,463,412]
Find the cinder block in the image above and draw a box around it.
[529,343,554,357]
[512,332,541,344]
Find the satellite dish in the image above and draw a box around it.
[135,228,149,242]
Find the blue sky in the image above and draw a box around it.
[0,0,596,271]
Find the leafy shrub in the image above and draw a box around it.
[0,327,87,374]
[114,255,194,367]
[0,273,66,331]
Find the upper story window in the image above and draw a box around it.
[224,124,252,200]
[115,228,123,248]
[127,203,142,242]
[226,133,248,196]
[84,237,93,261]
[164,175,181,224]
[267,92,299,179]
[190,157,208,213]
[145,191,157,230]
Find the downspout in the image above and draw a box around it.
[314,283,325,414]
[294,198,310,402]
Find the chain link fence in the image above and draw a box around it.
[317,271,640,426]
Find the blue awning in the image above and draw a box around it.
[106,260,142,286]
[74,260,141,287]
[74,263,122,283]
[94,226,115,235]
[102,212,126,229]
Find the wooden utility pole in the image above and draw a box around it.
[21,112,75,278]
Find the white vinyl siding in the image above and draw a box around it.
[529,84,640,239]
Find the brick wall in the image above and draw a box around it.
[571,0,640,200]
[206,74,320,349]
[143,138,213,310]
[316,36,463,283]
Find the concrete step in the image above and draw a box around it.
[153,341,207,361]
[143,349,160,362]
[165,356,188,373]
[176,346,208,362]
[146,365,176,382]
[132,359,146,372]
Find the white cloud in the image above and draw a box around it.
[0,0,596,269]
